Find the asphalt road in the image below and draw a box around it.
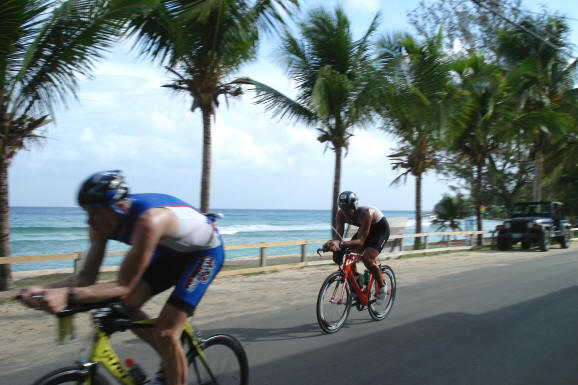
[5,247,578,385]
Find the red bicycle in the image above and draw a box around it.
[316,248,396,334]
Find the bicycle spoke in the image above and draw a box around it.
[368,265,396,321]
[187,335,248,385]
[316,272,351,333]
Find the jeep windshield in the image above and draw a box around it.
[511,203,551,218]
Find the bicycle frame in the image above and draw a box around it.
[338,253,377,307]
[69,316,201,385]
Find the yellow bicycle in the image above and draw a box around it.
[28,298,249,385]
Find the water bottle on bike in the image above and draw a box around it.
[125,358,147,385]
[363,270,370,287]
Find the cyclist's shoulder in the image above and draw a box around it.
[363,206,385,220]
[129,193,192,207]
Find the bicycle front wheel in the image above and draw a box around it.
[368,265,396,321]
[316,271,351,334]
[188,334,249,385]
[32,365,111,385]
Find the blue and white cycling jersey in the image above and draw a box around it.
[109,193,224,315]
[110,193,221,253]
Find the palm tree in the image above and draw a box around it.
[236,7,379,235]
[0,0,139,291]
[432,194,471,232]
[126,0,297,213]
[496,15,577,201]
[544,124,578,220]
[375,31,459,249]
[446,53,516,244]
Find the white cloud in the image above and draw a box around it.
[9,0,460,209]
[213,115,287,171]
[348,129,392,164]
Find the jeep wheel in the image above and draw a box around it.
[497,237,511,251]
[521,240,531,250]
[559,231,570,249]
[539,230,550,252]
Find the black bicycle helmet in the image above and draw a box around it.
[337,191,358,209]
[77,170,129,209]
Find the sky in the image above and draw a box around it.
[9,0,578,210]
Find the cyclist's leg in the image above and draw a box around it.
[123,251,194,352]
[123,280,157,349]
[154,304,189,385]
[349,232,360,276]
[160,244,224,384]
[360,247,384,287]
[361,218,390,287]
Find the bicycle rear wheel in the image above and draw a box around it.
[316,271,351,334]
[187,334,249,385]
[368,265,396,321]
[32,365,110,385]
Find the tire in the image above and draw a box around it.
[368,265,396,321]
[497,236,511,251]
[559,230,570,249]
[521,240,531,250]
[539,230,550,252]
[187,334,249,385]
[32,365,110,385]
[316,271,351,334]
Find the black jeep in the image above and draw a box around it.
[495,201,572,251]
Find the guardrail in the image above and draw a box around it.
[0,229,499,271]
[2,228,576,274]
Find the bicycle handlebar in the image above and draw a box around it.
[316,247,353,256]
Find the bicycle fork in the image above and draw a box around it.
[328,275,349,305]
[185,322,221,384]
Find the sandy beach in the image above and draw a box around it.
[1,243,575,378]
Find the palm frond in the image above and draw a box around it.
[235,77,316,125]
[249,0,299,35]
[124,1,181,65]
[11,0,125,116]
[1,0,51,101]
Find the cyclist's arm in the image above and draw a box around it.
[40,208,176,313]
[19,228,107,306]
[341,209,372,249]
[72,208,175,304]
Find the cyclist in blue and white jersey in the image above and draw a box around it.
[20,170,223,385]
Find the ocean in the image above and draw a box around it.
[9,207,501,272]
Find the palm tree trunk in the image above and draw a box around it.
[200,107,212,213]
[0,159,12,291]
[533,147,543,201]
[475,163,483,246]
[414,173,422,250]
[331,146,342,238]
